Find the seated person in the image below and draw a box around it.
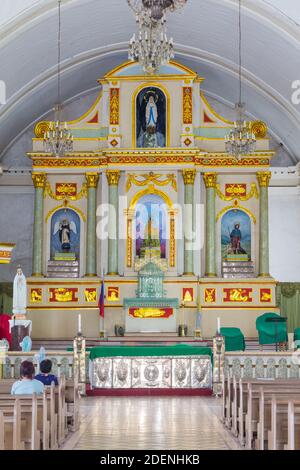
[35,359,59,386]
[11,360,44,395]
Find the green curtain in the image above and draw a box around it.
[0,283,13,315]
[277,283,300,333]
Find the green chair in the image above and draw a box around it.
[294,328,300,348]
[220,327,245,352]
[256,312,288,347]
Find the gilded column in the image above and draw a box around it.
[126,209,135,268]
[182,169,196,275]
[32,173,47,277]
[106,170,121,275]
[85,173,100,277]
[203,173,217,277]
[257,171,271,277]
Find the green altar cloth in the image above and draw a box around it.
[256,312,288,345]
[294,328,300,348]
[89,344,212,361]
[220,327,245,352]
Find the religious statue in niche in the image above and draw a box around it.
[136,87,166,148]
[221,209,251,261]
[53,219,77,252]
[51,208,80,259]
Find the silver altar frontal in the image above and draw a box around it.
[90,355,212,390]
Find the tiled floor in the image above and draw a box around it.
[63,396,242,450]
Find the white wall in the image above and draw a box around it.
[269,178,300,281]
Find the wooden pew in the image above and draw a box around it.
[223,378,300,447]
[245,381,300,449]
[268,396,300,450]
[0,382,56,450]
[221,374,234,429]
[65,376,80,432]
[0,396,39,450]
[0,410,4,450]
[0,376,78,446]
[255,387,300,450]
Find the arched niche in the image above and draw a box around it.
[135,193,167,259]
[50,208,81,260]
[126,186,176,271]
[134,85,169,148]
[221,209,252,262]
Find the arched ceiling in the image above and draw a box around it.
[0,0,300,164]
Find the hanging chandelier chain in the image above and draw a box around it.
[238,0,242,108]
[58,0,61,113]
[225,0,256,159]
[57,0,62,121]
[43,0,73,157]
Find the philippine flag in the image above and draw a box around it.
[99,275,105,318]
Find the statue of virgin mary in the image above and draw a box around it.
[13,267,27,316]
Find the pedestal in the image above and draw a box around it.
[11,326,30,351]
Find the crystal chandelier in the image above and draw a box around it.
[44,0,73,157]
[128,0,188,74]
[225,0,256,159]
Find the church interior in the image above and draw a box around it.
[0,0,300,454]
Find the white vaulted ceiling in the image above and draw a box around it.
[0,0,300,164]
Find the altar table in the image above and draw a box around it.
[89,345,212,390]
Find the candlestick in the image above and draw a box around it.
[217,317,221,334]
[78,314,82,334]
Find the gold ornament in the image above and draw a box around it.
[257,171,271,187]
[216,183,259,201]
[32,173,47,189]
[183,87,193,124]
[110,88,120,125]
[34,121,50,138]
[85,173,100,188]
[127,218,133,268]
[45,182,87,201]
[216,203,256,223]
[251,121,268,139]
[45,202,86,223]
[31,288,42,303]
[106,170,121,186]
[182,169,196,185]
[203,173,217,188]
[170,215,176,268]
[126,172,177,192]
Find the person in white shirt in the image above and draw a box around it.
[11,360,44,395]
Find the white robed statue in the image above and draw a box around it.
[13,267,27,316]
[145,95,158,128]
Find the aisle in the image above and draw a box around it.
[63,396,242,450]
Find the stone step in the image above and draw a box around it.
[223,273,254,279]
[222,261,254,267]
[222,267,255,274]
[47,266,79,273]
[48,260,79,267]
[47,272,79,279]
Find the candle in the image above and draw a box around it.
[78,314,82,334]
[217,317,221,334]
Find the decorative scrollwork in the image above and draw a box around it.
[216,182,259,201]
[280,283,297,298]
[216,202,256,224]
[183,87,193,124]
[34,121,50,138]
[126,172,177,192]
[44,182,87,201]
[251,121,268,139]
